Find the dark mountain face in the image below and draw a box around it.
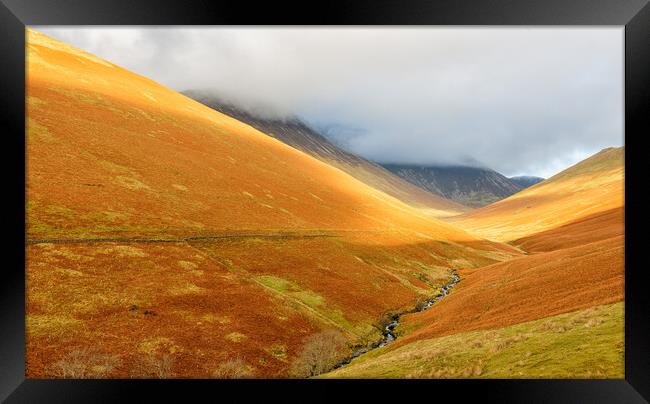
[382,165,523,208]
[182,91,468,215]
[509,176,545,189]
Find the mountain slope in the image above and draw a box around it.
[182,92,468,217]
[25,30,518,378]
[513,207,623,253]
[382,164,523,208]
[450,147,624,242]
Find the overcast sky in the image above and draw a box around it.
[36,27,623,178]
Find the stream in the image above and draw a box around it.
[332,272,461,370]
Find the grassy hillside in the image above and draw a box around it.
[25,29,623,380]
[323,302,623,379]
[25,29,519,378]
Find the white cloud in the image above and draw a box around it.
[35,26,623,177]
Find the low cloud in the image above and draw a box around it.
[36,27,623,177]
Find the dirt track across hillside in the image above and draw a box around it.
[26,233,338,245]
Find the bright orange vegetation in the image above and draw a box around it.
[25,29,520,378]
[450,147,623,242]
[514,207,623,253]
[384,150,625,355]
[26,29,475,243]
[26,242,321,377]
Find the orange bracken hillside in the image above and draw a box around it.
[513,207,623,253]
[395,235,623,344]
[26,29,519,378]
[27,29,468,242]
[450,147,624,242]
[328,147,624,377]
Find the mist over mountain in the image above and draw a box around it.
[184,90,467,215]
[184,90,551,209]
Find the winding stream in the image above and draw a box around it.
[333,272,461,370]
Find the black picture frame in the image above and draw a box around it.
[1,0,648,402]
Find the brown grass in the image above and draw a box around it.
[513,207,624,253]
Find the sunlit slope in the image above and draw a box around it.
[26,29,474,243]
[451,147,624,242]
[26,30,522,378]
[26,242,324,378]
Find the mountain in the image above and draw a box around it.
[25,30,518,379]
[182,91,468,218]
[509,175,544,189]
[325,147,624,378]
[382,164,523,208]
[25,29,623,381]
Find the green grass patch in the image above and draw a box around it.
[255,275,376,339]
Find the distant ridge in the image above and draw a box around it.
[382,164,523,208]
